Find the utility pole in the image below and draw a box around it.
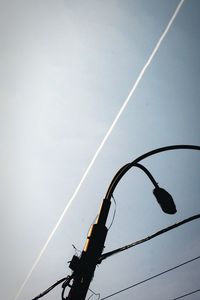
[66,198,111,300]
[64,145,199,300]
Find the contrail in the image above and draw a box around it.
[14,1,185,299]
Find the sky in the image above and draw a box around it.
[0,0,200,299]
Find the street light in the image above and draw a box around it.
[63,144,200,300]
[134,163,177,214]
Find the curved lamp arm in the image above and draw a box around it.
[134,163,159,188]
[105,145,200,200]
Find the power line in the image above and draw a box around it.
[100,255,200,299]
[32,277,70,300]
[108,196,117,230]
[31,214,200,299]
[13,1,185,299]
[99,214,200,262]
[88,288,101,300]
[173,288,200,299]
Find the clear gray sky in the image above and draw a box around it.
[0,0,200,299]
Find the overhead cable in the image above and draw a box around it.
[32,277,70,300]
[88,288,101,300]
[32,214,199,299]
[108,196,117,230]
[99,214,200,262]
[100,255,200,299]
[173,288,200,299]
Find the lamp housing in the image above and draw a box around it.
[153,187,177,214]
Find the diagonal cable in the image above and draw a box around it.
[100,256,200,299]
[99,214,200,262]
[173,288,200,299]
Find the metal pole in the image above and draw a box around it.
[66,198,111,300]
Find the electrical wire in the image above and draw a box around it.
[99,214,200,262]
[32,214,199,299]
[32,277,70,300]
[72,244,81,256]
[13,2,185,299]
[100,255,200,299]
[108,196,117,230]
[88,288,101,300]
[173,288,200,299]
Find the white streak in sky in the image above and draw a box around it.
[14,1,185,299]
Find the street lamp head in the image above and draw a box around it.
[153,186,177,214]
